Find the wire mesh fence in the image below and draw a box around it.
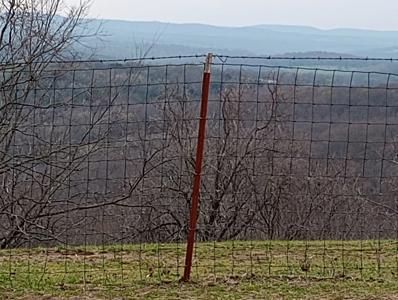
[1,55,398,290]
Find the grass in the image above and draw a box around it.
[0,240,398,299]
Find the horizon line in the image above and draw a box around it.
[84,17,398,33]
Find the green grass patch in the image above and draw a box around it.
[0,240,397,299]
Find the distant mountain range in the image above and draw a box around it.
[81,20,398,59]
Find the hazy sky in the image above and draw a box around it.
[67,0,398,30]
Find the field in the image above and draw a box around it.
[1,240,398,299]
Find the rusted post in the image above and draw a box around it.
[182,53,213,282]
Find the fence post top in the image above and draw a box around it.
[204,53,213,73]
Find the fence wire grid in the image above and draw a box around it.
[1,55,398,289]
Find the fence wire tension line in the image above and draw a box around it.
[1,52,398,289]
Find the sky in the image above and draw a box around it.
[66,0,398,31]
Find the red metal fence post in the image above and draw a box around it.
[182,53,213,282]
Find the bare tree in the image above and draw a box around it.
[133,78,295,242]
[0,0,94,248]
[0,0,168,249]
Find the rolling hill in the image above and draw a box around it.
[81,20,398,58]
